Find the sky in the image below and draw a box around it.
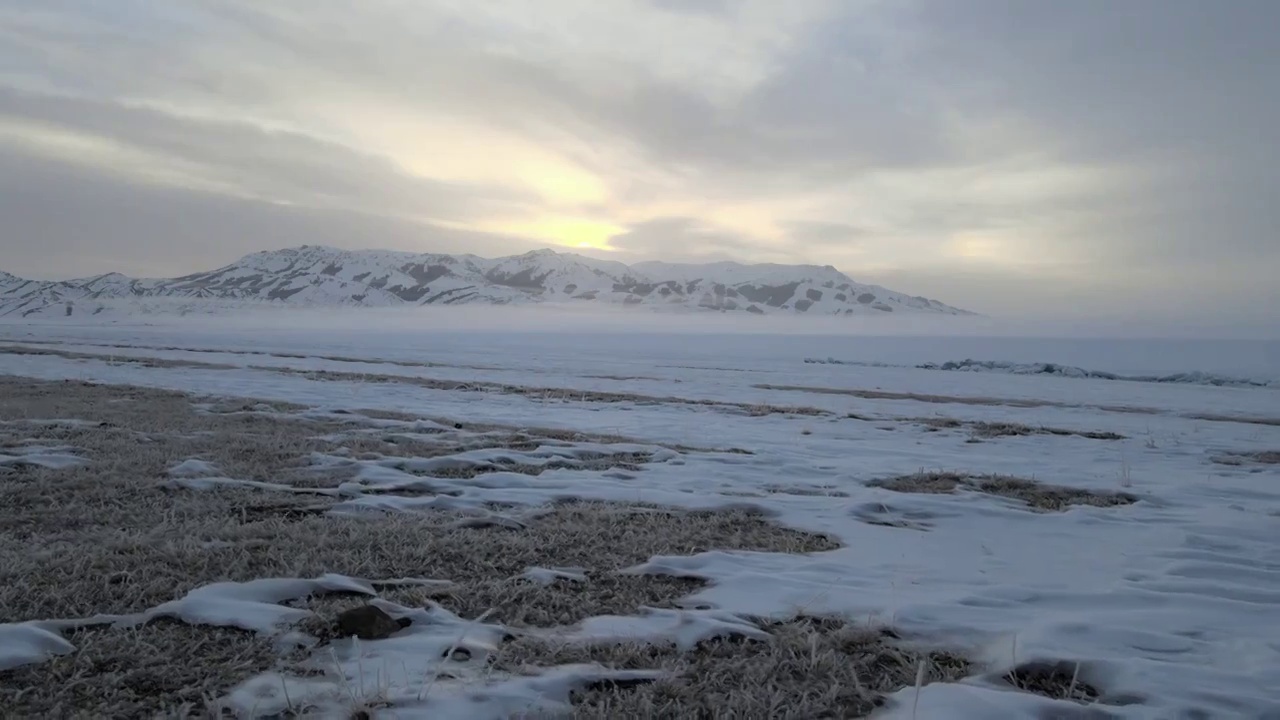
[0,0,1277,326]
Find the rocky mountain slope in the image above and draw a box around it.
[0,246,973,318]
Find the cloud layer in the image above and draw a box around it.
[1,0,1276,326]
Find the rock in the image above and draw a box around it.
[335,605,411,640]
[443,647,472,661]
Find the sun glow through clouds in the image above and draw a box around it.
[487,216,626,252]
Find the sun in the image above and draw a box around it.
[547,218,626,251]
[490,216,626,252]
[948,233,1003,261]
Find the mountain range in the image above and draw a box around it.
[0,245,973,318]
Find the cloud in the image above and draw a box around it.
[645,0,735,17]
[783,221,870,247]
[606,217,768,261]
[894,0,1280,268]
[0,87,540,224]
[0,147,535,280]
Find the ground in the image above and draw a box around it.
[0,322,1277,719]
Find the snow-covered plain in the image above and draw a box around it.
[1,313,1278,718]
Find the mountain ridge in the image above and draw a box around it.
[0,245,975,318]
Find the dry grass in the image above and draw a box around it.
[760,382,1280,428]
[1210,450,1280,466]
[906,417,1126,441]
[0,376,840,716]
[1,338,492,371]
[1187,413,1280,427]
[334,409,644,449]
[0,343,236,370]
[11,339,1277,429]
[496,617,972,718]
[972,476,1137,511]
[277,404,752,456]
[343,407,429,422]
[1,342,826,419]
[869,472,1138,512]
[323,427,656,479]
[1003,660,1100,705]
[382,451,655,480]
[969,422,1125,441]
[756,383,1070,409]
[0,377,304,429]
[870,472,967,495]
[915,417,964,431]
[761,484,851,498]
[253,365,828,418]
[0,622,283,718]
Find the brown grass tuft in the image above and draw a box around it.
[1186,413,1280,427]
[969,422,1124,441]
[496,616,972,718]
[916,417,964,431]
[869,472,1137,512]
[1004,660,1100,705]
[869,472,967,495]
[1211,450,1280,466]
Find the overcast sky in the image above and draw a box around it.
[0,0,1276,325]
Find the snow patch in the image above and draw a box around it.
[549,607,772,652]
[167,458,222,478]
[122,574,377,634]
[0,623,76,671]
[0,445,85,470]
[217,598,666,719]
[522,566,588,585]
[168,476,342,496]
[808,356,1280,389]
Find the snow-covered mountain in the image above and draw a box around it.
[0,245,973,318]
